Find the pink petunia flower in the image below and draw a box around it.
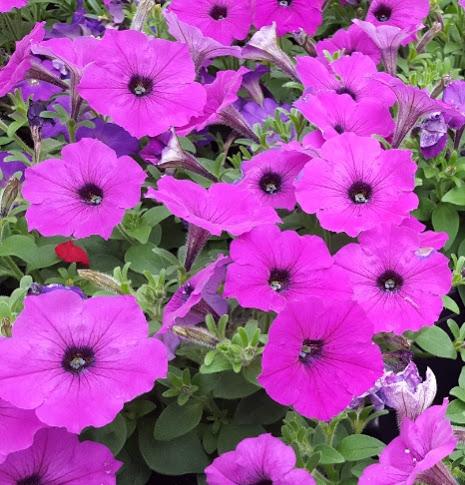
[0,290,168,433]
[78,29,206,138]
[366,0,429,34]
[294,133,418,237]
[316,24,381,65]
[237,148,310,210]
[0,399,45,464]
[0,22,45,97]
[296,53,394,104]
[295,91,394,140]
[334,224,452,334]
[223,224,348,313]
[253,0,324,37]
[168,0,252,45]
[22,138,146,239]
[0,0,27,12]
[259,298,384,420]
[0,427,122,484]
[205,433,316,484]
[359,401,457,485]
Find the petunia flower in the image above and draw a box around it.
[28,282,86,299]
[359,401,457,485]
[55,240,90,266]
[146,176,280,270]
[0,0,27,13]
[168,0,252,45]
[334,224,452,334]
[0,290,168,433]
[295,92,394,140]
[296,52,394,104]
[164,11,241,73]
[418,112,448,159]
[316,24,381,65]
[241,65,269,105]
[252,0,324,37]
[294,133,418,237]
[78,29,206,138]
[205,433,316,484]
[0,427,122,484]
[223,224,348,313]
[259,298,384,420]
[22,138,146,239]
[0,154,25,188]
[0,399,45,464]
[442,80,465,129]
[237,148,310,210]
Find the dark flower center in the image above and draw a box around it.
[128,74,154,97]
[259,172,282,195]
[252,481,273,485]
[268,268,290,292]
[17,474,41,485]
[209,5,228,19]
[278,0,292,6]
[348,181,372,204]
[336,86,357,100]
[299,339,323,364]
[62,346,95,374]
[377,270,404,292]
[374,5,392,22]
[77,183,104,206]
[334,124,344,134]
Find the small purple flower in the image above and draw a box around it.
[28,282,86,299]
[419,112,448,159]
[442,80,465,129]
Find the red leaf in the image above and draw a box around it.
[55,241,89,266]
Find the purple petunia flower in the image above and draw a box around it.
[359,401,457,485]
[295,92,394,140]
[0,22,45,97]
[22,138,146,239]
[335,224,452,334]
[419,112,448,159]
[294,133,418,237]
[28,282,86,298]
[0,153,26,188]
[0,0,27,12]
[259,298,384,420]
[78,29,206,138]
[316,24,381,65]
[237,148,309,210]
[0,290,168,433]
[253,0,323,37]
[168,0,252,45]
[0,427,122,484]
[224,224,348,313]
[0,399,45,464]
[205,433,316,484]
[442,80,465,129]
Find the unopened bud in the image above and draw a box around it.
[77,269,122,294]
[172,325,219,349]
[0,176,20,217]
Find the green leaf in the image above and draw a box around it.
[444,295,460,315]
[81,414,127,455]
[450,386,465,402]
[432,204,459,249]
[0,235,58,270]
[337,434,384,461]
[142,206,171,226]
[233,390,287,425]
[447,399,465,424]
[125,243,178,275]
[415,326,457,359]
[314,444,345,465]
[459,367,465,388]
[211,371,259,399]
[442,187,465,206]
[139,417,209,475]
[217,424,265,454]
[154,401,203,441]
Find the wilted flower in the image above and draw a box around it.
[205,433,316,484]
[0,290,168,433]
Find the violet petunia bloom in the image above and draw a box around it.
[28,282,86,299]
[419,112,448,159]
[164,11,241,73]
[0,0,27,12]
[253,0,324,37]
[442,80,465,129]
[224,224,348,313]
[0,153,26,188]
[359,401,457,485]
[335,224,452,334]
[0,290,168,433]
[0,22,45,97]
[160,254,229,334]
[295,133,418,237]
[205,433,316,484]
[259,298,384,420]
[168,0,252,45]
[22,138,146,239]
[76,119,139,157]
[237,148,310,210]
[316,24,381,65]
[295,92,394,140]
[0,427,122,484]
[78,29,206,138]
[296,52,394,104]
[0,399,45,464]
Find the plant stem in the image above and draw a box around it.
[0,119,34,156]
